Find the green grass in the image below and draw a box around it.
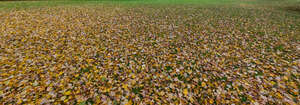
[0,0,299,16]
[0,0,299,10]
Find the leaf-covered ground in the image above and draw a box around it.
[0,5,299,104]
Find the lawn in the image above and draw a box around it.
[0,0,299,104]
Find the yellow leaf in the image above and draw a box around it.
[131,74,136,78]
[122,84,128,90]
[254,60,262,65]
[75,74,80,77]
[61,96,67,101]
[289,82,297,88]
[202,82,206,87]
[189,97,194,102]
[125,100,133,105]
[0,90,3,96]
[96,99,101,104]
[103,88,111,92]
[209,98,214,104]
[64,91,72,95]
[159,91,165,96]
[276,92,283,99]
[17,99,22,104]
[283,76,288,81]
[183,89,188,95]
[270,81,276,86]
[64,98,69,103]
[86,59,94,63]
